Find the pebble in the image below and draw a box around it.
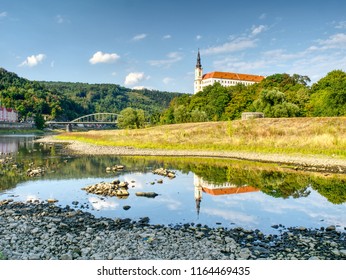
[0,201,345,260]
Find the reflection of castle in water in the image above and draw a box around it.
[194,175,259,216]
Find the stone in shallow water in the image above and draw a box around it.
[326,225,336,231]
[297,226,307,231]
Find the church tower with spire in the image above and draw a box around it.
[193,49,265,94]
[194,49,203,94]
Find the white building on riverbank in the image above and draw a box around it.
[0,107,18,122]
[194,50,265,94]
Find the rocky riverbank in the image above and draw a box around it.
[35,136,346,174]
[0,201,345,260]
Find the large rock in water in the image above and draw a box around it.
[135,192,159,198]
[82,180,129,197]
[26,167,45,177]
[152,168,176,179]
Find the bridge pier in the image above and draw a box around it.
[66,123,72,132]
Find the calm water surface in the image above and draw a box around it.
[1,135,346,234]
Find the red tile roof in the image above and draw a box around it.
[202,185,259,196]
[202,71,265,83]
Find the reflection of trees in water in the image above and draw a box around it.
[189,162,346,205]
[0,151,167,191]
[1,142,345,204]
[104,156,346,205]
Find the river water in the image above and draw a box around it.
[1,135,346,234]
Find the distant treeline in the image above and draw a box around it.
[1,67,345,128]
[160,71,346,124]
[0,67,183,123]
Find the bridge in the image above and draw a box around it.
[46,113,120,131]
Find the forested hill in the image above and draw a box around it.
[40,81,184,119]
[0,68,184,121]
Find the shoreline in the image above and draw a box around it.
[36,135,346,174]
[1,135,345,260]
[1,201,345,260]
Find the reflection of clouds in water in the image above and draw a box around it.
[211,192,267,207]
[210,187,346,228]
[156,196,182,210]
[26,195,39,201]
[123,174,145,190]
[88,197,119,210]
[202,207,258,226]
[261,190,346,226]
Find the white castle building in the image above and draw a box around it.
[194,50,265,94]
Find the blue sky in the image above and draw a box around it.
[1,0,346,93]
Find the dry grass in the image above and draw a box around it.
[57,117,346,158]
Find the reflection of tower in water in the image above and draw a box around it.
[194,174,259,217]
[194,180,202,217]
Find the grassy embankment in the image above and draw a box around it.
[56,117,346,158]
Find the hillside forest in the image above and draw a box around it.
[0,68,182,126]
[0,67,346,129]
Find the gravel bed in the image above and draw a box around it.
[0,201,345,260]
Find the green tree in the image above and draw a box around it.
[173,105,190,123]
[252,89,300,117]
[190,109,208,122]
[118,107,145,129]
[34,113,45,130]
[160,107,175,124]
[224,83,257,119]
[307,70,346,116]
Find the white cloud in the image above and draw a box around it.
[203,37,257,55]
[132,86,147,90]
[196,35,202,40]
[135,85,156,90]
[334,21,346,29]
[163,34,171,40]
[124,72,145,86]
[157,196,182,210]
[56,14,69,24]
[0,11,7,18]
[203,207,258,225]
[263,49,306,61]
[202,24,266,56]
[163,77,174,84]
[316,33,346,49]
[132,33,147,41]
[88,197,119,210]
[89,51,120,64]
[19,54,46,67]
[213,57,269,73]
[148,52,183,67]
[259,13,267,20]
[251,25,267,36]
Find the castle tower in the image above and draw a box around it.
[194,49,203,94]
